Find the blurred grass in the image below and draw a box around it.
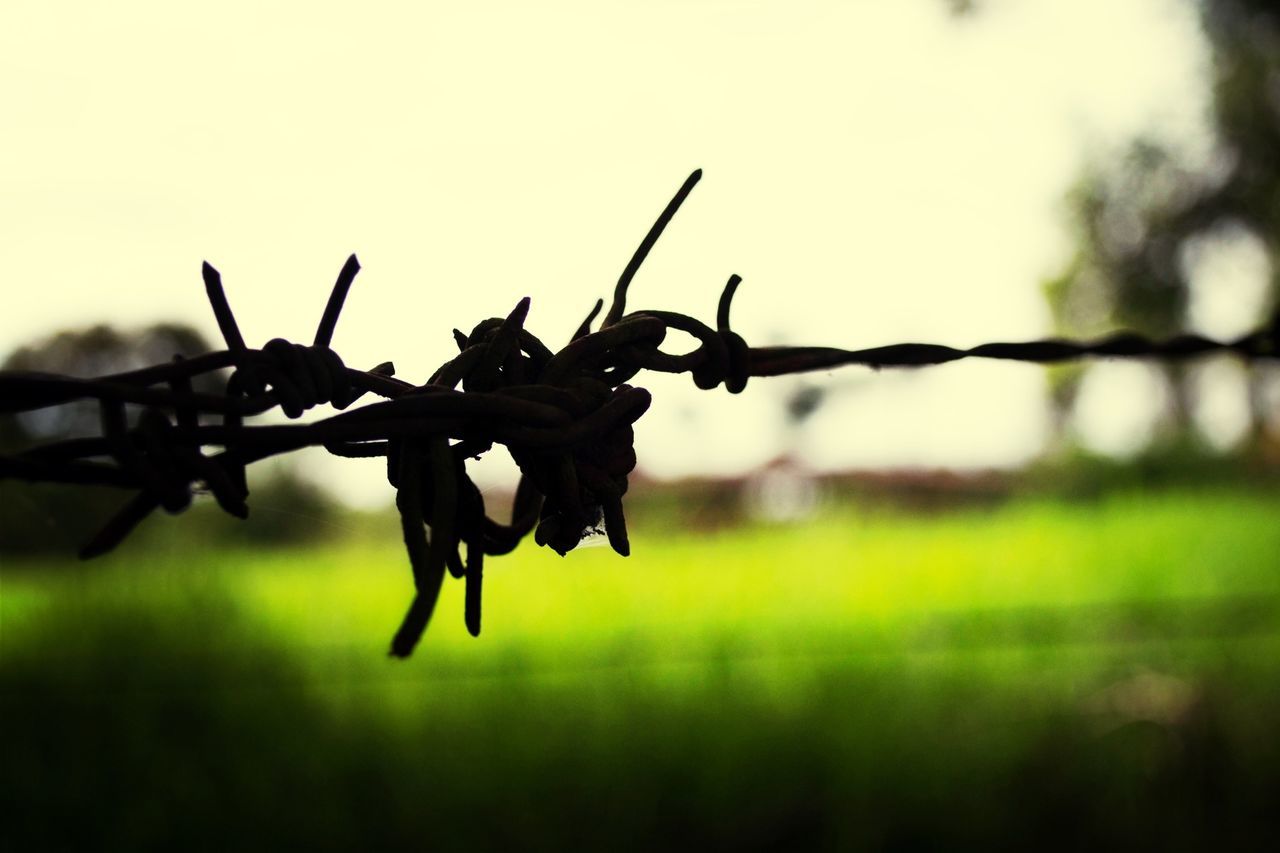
[3,488,1280,850]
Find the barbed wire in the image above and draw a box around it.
[2,169,1277,656]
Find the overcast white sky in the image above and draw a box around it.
[0,0,1223,501]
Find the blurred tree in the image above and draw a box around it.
[2,323,221,447]
[1044,0,1280,452]
[0,323,221,555]
[0,323,340,555]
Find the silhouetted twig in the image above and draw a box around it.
[2,170,1277,656]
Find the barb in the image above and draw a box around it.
[315,254,361,348]
[3,170,1277,657]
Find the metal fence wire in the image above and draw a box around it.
[2,170,1277,656]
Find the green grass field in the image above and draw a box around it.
[4,488,1280,850]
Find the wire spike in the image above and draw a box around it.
[314,253,362,348]
[717,274,743,332]
[602,169,702,328]
[201,262,248,355]
[572,298,605,342]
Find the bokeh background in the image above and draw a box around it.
[3,0,1280,848]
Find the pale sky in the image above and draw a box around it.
[0,0,1219,501]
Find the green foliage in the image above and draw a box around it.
[4,490,1280,849]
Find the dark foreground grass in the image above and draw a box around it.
[3,489,1280,850]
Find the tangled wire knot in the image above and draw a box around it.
[2,170,1278,656]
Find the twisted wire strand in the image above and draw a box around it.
[2,170,1277,657]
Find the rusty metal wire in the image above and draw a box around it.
[2,169,1278,656]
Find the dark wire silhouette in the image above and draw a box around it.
[2,170,1276,656]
